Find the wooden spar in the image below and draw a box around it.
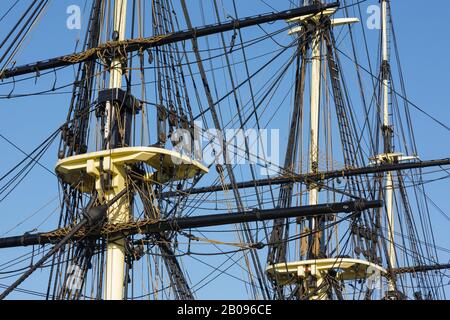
[0,2,339,79]
[0,200,382,249]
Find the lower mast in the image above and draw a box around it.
[104,0,128,300]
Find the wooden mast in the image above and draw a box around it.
[104,0,128,300]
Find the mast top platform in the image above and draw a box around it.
[55,147,208,193]
[267,257,388,286]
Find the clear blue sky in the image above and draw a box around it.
[0,0,449,299]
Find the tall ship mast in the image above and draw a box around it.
[0,0,449,300]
